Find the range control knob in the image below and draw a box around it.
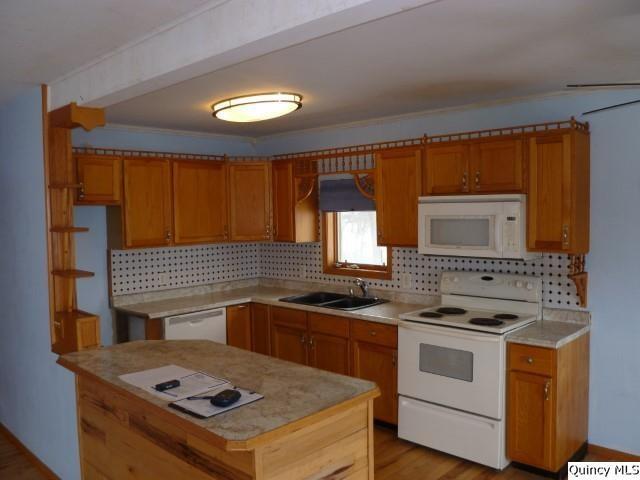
[453,277,459,283]
[516,280,523,288]
[526,282,534,290]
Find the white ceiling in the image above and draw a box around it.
[0,0,214,105]
[105,0,640,137]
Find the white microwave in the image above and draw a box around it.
[418,194,540,260]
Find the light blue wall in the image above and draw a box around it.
[0,88,80,478]
[73,125,256,156]
[258,90,640,455]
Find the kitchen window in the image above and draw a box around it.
[322,211,392,279]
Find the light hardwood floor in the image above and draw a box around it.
[1,425,608,480]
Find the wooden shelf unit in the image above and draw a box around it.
[44,91,105,354]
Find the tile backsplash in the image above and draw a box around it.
[110,242,583,309]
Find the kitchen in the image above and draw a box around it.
[1,1,640,479]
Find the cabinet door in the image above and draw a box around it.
[507,371,554,470]
[123,158,172,248]
[469,138,523,193]
[173,160,228,244]
[75,154,122,205]
[527,134,572,252]
[250,303,271,355]
[308,313,350,375]
[351,340,398,424]
[375,148,422,246]
[228,162,271,241]
[309,333,350,375]
[272,160,295,242]
[424,144,469,194]
[226,304,252,350]
[270,307,308,365]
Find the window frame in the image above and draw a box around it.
[322,211,392,280]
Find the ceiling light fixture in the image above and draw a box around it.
[211,92,302,122]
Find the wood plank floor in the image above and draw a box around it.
[0,432,46,480]
[0,424,609,480]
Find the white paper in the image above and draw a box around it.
[119,365,229,401]
[171,386,264,418]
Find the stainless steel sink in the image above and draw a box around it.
[279,291,388,311]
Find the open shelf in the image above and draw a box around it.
[50,226,90,233]
[51,269,95,279]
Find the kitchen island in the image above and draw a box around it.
[58,340,379,479]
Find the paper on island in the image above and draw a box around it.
[119,364,229,401]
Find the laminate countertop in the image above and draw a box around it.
[505,320,590,349]
[114,286,431,326]
[113,285,590,349]
[58,340,378,446]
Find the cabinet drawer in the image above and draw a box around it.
[270,306,307,329]
[308,313,349,338]
[508,343,555,376]
[351,319,397,347]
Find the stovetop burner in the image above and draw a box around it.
[469,317,504,326]
[420,311,444,318]
[436,307,467,315]
[493,313,519,320]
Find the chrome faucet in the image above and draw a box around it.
[354,278,369,297]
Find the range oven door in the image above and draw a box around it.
[398,320,505,420]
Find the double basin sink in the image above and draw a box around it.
[279,291,388,311]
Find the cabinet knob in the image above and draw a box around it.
[300,334,306,344]
[475,171,480,185]
[165,229,172,242]
[526,357,534,364]
[462,172,468,186]
[369,330,377,336]
[309,336,314,348]
[78,182,85,199]
[562,224,569,248]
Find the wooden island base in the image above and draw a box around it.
[76,374,375,480]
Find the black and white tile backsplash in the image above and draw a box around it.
[110,242,583,309]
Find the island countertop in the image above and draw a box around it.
[58,340,378,450]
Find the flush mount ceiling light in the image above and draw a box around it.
[211,92,302,122]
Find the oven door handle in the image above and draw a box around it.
[399,321,501,343]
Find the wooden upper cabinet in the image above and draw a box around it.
[122,158,172,248]
[272,160,318,243]
[228,162,272,241]
[469,137,524,193]
[272,160,295,241]
[75,154,122,205]
[375,148,422,246]
[424,143,470,194]
[226,304,252,350]
[172,160,228,245]
[527,131,590,253]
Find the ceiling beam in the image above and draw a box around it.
[49,0,440,111]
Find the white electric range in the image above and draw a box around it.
[398,271,542,470]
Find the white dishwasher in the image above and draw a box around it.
[163,308,227,343]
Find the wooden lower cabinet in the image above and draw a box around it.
[226,304,252,350]
[248,305,399,424]
[308,313,350,375]
[270,307,308,365]
[250,303,271,355]
[507,334,589,472]
[350,319,398,424]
